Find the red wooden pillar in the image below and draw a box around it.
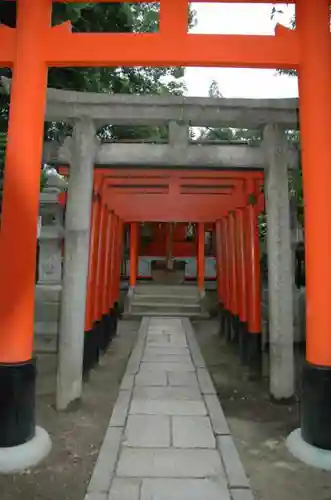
[197,223,205,293]
[235,208,248,363]
[113,218,124,306]
[222,216,232,341]
[108,215,119,313]
[129,222,138,290]
[99,210,114,351]
[82,189,101,374]
[84,190,101,335]
[229,211,239,342]
[91,200,108,365]
[0,0,52,451]
[215,221,223,305]
[245,202,262,375]
[293,0,331,451]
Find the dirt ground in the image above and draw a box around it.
[193,318,331,500]
[2,312,331,500]
[0,319,140,500]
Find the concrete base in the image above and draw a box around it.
[0,426,52,474]
[287,428,331,470]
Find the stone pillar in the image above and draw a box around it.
[56,118,98,411]
[263,123,294,400]
[169,121,189,149]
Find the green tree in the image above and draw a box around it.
[0,2,194,142]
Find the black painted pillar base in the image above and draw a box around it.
[246,333,262,378]
[83,322,101,378]
[217,304,224,336]
[231,315,240,344]
[223,309,232,342]
[0,360,35,447]
[301,362,331,450]
[100,313,111,353]
[239,321,249,364]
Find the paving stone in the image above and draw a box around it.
[130,398,207,416]
[144,347,189,356]
[84,493,108,500]
[197,368,216,394]
[230,489,255,500]
[108,478,141,500]
[139,362,195,373]
[147,335,171,345]
[123,415,170,447]
[142,353,192,363]
[117,448,225,478]
[109,390,132,427]
[217,436,250,488]
[141,478,231,500]
[133,386,202,401]
[168,372,199,388]
[87,428,122,493]
[135,371,167,386]
[172,416,216,448]
[205,395,230,435]
[120,374,135,391]
[169,338,188,347]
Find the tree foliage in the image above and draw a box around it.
[0,2,194,142]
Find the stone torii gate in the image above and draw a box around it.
[41,88,297,418]
[0,0,329,473]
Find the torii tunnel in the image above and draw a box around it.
[0,0,330,472]
[57,167,264,377]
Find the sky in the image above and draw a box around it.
[185,2,298,98]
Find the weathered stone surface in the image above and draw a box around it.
[123,415,170,447]
[139,362,195,373]
[108,478,141,500]
[109,391,132,428]
[144,347,189,356]
[86,317,250,500]
[197,369,216,394]
[168,372,199,388]
[120,374,135,391]
[217,436,250,488]
[133,386,202,401]
[116,448,225,478]
[142,353,192,363]
[84,493,108,500]
[230,489,255,500]
[205,395,230,435]
[87,428,122,493]
[141,478,231,500]
[135,371,167,386]
[130,399,207,416]
[172,416,216,448]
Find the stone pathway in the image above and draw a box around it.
[85,317,254,500]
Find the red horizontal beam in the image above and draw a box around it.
[94,169,264,181]
[45,26,299,69]
[105,191,247,222]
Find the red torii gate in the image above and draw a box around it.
[0,0,329,468]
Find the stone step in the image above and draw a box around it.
[131,303,202,315]
[124,311,209,319]
[133,294,200,305]
[135,285,199,297]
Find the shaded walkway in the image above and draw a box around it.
[85,317,254,500]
